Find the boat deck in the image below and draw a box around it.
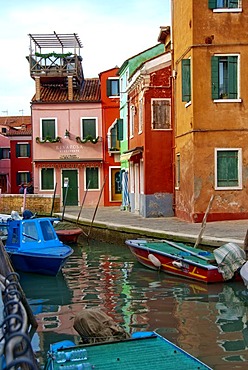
[131,240,216,266]
[50,334,211,370]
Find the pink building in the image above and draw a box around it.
[28,33,104,207]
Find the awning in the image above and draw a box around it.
[120,147,143,162]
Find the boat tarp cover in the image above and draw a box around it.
[73,308,131,344]
[213,242,246,280]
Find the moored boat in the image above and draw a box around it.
[44,331,212,370]
[4,217,73,276]
[55,228,82,243]
[125,239,248,284]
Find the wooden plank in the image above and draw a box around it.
[194,195,215,248]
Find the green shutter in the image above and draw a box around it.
[211,56,219,100]
[217,151,238,187]
[42,119,55,140]
[106,80,111,96]
[86,168,98,189]
[16,144,20,157]
[41,168,54,190]
[27,143,31,158]
[228,56,238,99]
[82,119,96,139]
[229,0,239,8]
[182,59,191,102]
[16,172,21,185]
[208,0,217,9]
[117,119,123,140]
[0,148,3,159]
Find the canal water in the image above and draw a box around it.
[18,239,248,369]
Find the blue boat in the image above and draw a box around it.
[44,332,212,370]
[4,217,73,276]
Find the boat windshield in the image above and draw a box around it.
[22,221,39,242]
[40,220,56,241]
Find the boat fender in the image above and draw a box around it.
[172,261,183,269]
[148,254,161,268]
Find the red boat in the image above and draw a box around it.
[125,239,247,284]
[55,228,82,244]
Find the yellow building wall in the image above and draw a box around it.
[172,0,248,222]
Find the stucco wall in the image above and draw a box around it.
[173,0,248,222]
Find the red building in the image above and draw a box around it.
[0,116,32,194]
[99,67,122,206]
[127,51,173,217]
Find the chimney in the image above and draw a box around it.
[35,77,41,101]
[68,76,73,101]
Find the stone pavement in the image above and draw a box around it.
[55,206,248,248]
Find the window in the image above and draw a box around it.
[152,99,171,129]
[22,221,39,243]
[40,220,56,241]
[17,171,31,186]
[182,59,191,102]
[81,118,97,140]
[129,105,135,137]
[16,143,30,158]
[209,0,241,9]
[176,153,180,189]
[138,98,143,133]
[215,149,242,189]
[211,55,239,100]
[41,168,54,190]
[40,118,57,140]
[107,78,119,97]
[108,119,123,151]
[0,148,10,159]
[1,128,7,133]
[85,167,99,190]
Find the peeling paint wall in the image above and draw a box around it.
[173,0,248,222]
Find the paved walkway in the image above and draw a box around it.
[55,206,248,248]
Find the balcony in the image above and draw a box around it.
[27,32,83,88]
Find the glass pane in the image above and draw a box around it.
[22,221,39,242]
[110,80,119,96]
[19,172,28,184]
[19,144,28,157]
[40,220,56,241]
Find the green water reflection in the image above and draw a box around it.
[18,239,248,369]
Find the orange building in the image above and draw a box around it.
[172,0,248,222]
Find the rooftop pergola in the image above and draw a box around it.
[27,32,84,88]
[28,32,83,54]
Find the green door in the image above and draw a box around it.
[62,170,78,206]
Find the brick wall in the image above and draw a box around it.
[0,194,60,215]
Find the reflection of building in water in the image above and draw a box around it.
[215,285,248,361]
[173,283,248,367]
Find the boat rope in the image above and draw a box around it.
[0,272,38,369]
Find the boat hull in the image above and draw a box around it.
[125,239,234,283]
[5,216,74,276]
[56,228,82,243]
[7,248,73,276]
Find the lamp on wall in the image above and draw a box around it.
[64,129,70,139]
